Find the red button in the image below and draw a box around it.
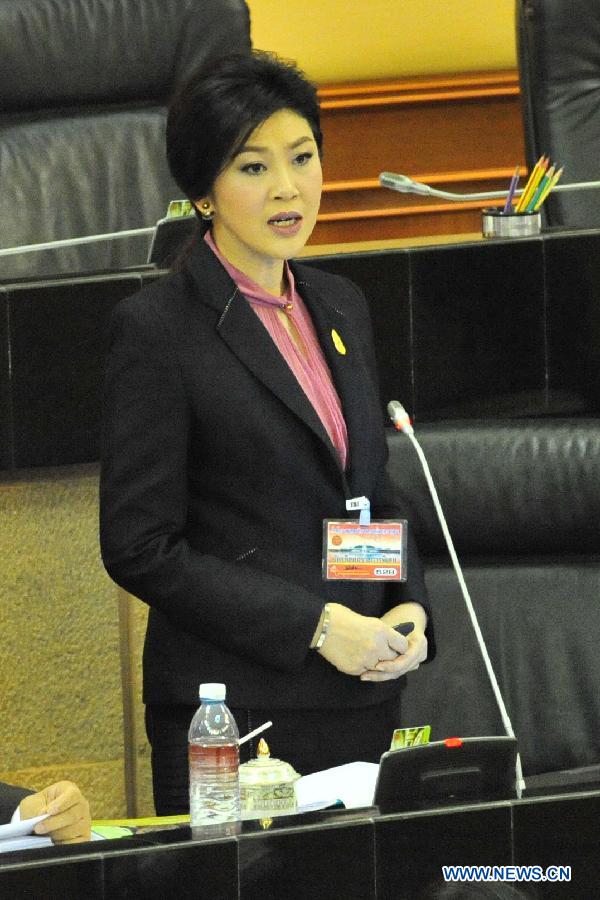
[444,737,463,748]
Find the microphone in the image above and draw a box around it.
[387,400,413,435]
[387,400,525,797]
[380,171,510,202]
[380,171,600,203]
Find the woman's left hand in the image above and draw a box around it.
[360,602,428,682]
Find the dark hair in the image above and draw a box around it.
[166,50,323,202]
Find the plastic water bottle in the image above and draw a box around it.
[188,683,240,830]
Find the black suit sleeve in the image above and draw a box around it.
[0,781,32,824]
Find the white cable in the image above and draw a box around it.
[0,226,155,258]
[388,401,525,797]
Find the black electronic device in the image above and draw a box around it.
[374,735,518,814]
[147,214,197,267]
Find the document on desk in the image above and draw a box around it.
[295,761,379,811]
[0,814,52,853]
[0,814,105,852]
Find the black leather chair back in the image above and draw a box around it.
[0,0,251,280]
[388,420,600,778]
[516,0,600,227]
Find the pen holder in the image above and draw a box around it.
[481,208,541,239]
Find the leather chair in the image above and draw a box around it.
[0,0,251,280]
[387,419,600,787]
[516,0,600,227]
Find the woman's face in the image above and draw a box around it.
[204,108,323,294]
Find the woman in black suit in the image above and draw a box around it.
[100,51,433,814]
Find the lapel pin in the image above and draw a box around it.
[331,328,346,355]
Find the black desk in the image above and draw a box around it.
[1,791,598,899]
[2,228,600,471]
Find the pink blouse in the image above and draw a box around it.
[204,231,349,469]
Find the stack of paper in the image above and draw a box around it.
[295,761,379,811]
[0,814,52,853]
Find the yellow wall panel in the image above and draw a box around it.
[0,466,125,819]
[0,761,126,820]
[247,0,516,82]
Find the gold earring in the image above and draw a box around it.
[199,201,214,221]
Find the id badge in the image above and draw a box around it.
[322,518,407,581]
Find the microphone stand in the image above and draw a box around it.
[388,401,525,797]
[380,171,600,203]
[0,227,155,258]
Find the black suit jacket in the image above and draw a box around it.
[0,781,31,824]
[100,239,432,709]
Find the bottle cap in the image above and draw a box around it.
[199,682,226,701]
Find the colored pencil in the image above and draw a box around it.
[533,166,564,211]
[502,166,520,214]
[527,165,555,212]
[516,155,547,212]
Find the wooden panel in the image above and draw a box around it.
[310,70,527,244]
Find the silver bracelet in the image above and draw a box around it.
[314,603,331,650]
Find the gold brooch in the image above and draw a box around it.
[331,329,346,355]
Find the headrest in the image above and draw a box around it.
[518,0,600,88]
[516,0,600,226]
[387,419,600,555]
[0,0,251,111]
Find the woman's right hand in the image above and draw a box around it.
[316,603,409,675]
